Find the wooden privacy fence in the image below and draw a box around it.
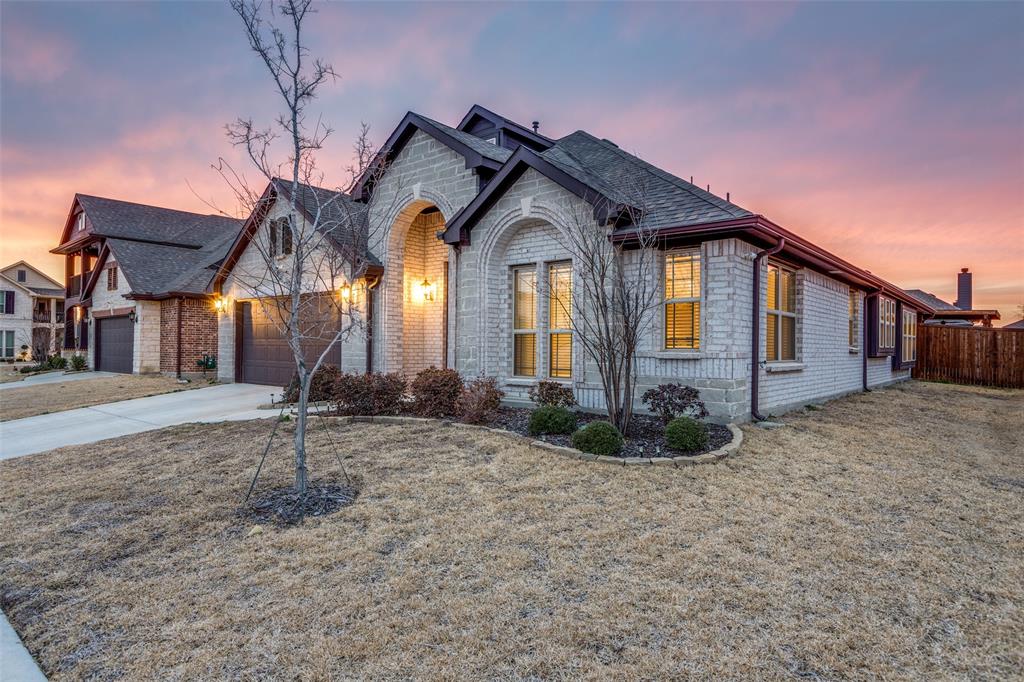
[913,325,1024,388]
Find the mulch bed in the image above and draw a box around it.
[242,482,359,525]
[485,407,731,459]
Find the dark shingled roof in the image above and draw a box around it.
[76,195,244,296]
[1003,319,1024,329]
[542,131,752,229]
[26,286,64,298]
[416,114,513,164]
[905,289,959,311]
[274,179,382,267]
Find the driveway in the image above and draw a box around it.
[0,383,276,460]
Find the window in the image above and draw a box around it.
[848,289,859,349]
[77,213,86,231]
[16,269,26,282]
[512,268,536,376]
[766,263,797,362]
[56,301,65,323]
[107,266,118,291]
[484,136,497,145]
[878,296,896,350]
[268,218,293,258]
[1,330,14,358]
[548,262,572,379]
[902,309,917,363]
[664,250,701,350]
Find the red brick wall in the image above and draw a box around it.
[160,298,219,375]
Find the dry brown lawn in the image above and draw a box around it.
[0,374,207,422]
[1,381,1021,680]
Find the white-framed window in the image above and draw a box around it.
[766,262,797,362]
[1,330,15,358]
[268,217,293,258]
[484,136,497,145]
[902,309,917,363]
[878,296,897,350]
[848,289,859,349]
[77,213,86,231]
[547,262,572,379]
[664,249,701,350]
[512,267,537,377]
[16,269,26,283]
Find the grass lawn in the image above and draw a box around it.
[0,381,1021,679]
[0,374,209,422]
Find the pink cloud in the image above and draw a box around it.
[0,21,73,84]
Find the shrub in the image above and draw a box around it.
[410,367,463,417]
[527,380,577,408]
[571,421,624,456]
[665,416,709,452]
[70,355,87,371]
[458,376,504,425]
[283,364,342,403]
[19,365,38,373]
[47,355,67,370]
[333,372,407,416]
[641,383,708,424]
[527,405,577,436]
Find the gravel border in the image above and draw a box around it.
[328,415,743,467]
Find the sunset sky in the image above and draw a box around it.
[1,1,1021,320]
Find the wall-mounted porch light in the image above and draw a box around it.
[213,296,229,313]
[339,282,352,302]
[128,310,137,323]
[415,278,436,303]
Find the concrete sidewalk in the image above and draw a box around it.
[0,382,276,460]
[0,370,119,391]
[1,609,46,681]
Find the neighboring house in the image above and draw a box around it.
[907,268,1001,327]
[1002,319,1024,330]
[211,104,931,421]
[50,195,242,375]
[0,261,65,361]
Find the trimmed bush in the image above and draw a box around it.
[665,416,709,452]
[47,355,68,370]
[527,380,577,408]
[527,405,577,436]
[283,364,342,403]
[571,421,624,456]
[333,372,406,416]
[458,376,504,425]
[70,355,87,371]
[641,383,708,424]
[410,367,463,417]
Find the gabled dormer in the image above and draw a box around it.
[456,104,554,153]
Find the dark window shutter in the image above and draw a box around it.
[5,290,13,315]
[79,319,89,350]
[281,218,293,255]
[269,220,278,257]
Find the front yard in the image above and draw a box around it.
[0,374,208,421]
[0,381,1021,678]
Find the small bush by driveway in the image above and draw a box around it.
[0,381,1020,678]
[0,374,207,422]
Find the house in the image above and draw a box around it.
[1002,319,1024,330]
[907,268,1001,327]
[210,105,931,421]
[50,195,242,375]
[0,261,65,361]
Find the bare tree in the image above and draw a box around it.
[546,183,661,433]
[221,0,394,495]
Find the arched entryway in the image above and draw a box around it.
[382,201,448,376]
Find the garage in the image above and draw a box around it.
[95,316,134,374]
[236,300,340,387]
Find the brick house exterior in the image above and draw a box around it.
[211,105,932,421]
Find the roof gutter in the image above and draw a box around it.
[751,236,785,422]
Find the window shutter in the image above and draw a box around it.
[5,290,13,315]
[281,219,293,255]
[269,220,278,257]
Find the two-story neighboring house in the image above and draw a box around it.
[0,261,65,361]
[50,195,242,375]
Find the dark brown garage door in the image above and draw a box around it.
[237,300,340,387]
[96,316,134,374]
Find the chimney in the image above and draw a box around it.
[531,121,539,133]
[954,268,972,310]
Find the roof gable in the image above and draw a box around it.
[456,105,554,152]
[0,260,63,289]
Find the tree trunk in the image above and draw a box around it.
[293,377,310,494]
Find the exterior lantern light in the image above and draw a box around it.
[213,296,230,313]
[339,283,352,302]
[418,278,436,303]
[128,310,137,323]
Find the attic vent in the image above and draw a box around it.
[602,138,618,148]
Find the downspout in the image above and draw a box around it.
[176,296,183,379]
[365,274,381,374]
[751,237,785,421]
